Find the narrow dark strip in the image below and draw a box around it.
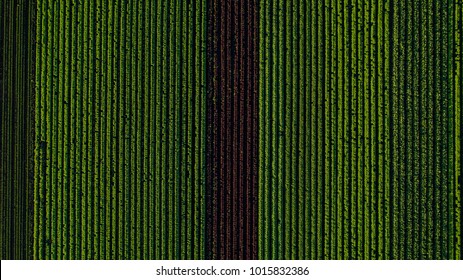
[206,0,258,260]
[27,0,37,261]
[0,0,36,260]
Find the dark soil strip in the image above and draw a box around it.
[206,0,258,260]
[0,0,36,260]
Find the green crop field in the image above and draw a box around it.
[33,0,206,259]
[0,0,36,260]
[0,0,461,260]
[258,0,461,259]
